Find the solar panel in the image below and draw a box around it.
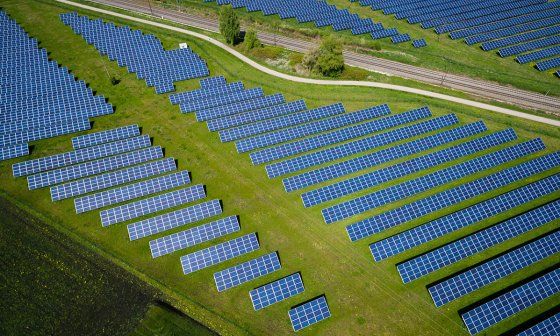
[179,87,264,113]
[75,170,190,213]
[391,33,410,43]
[268,112,455,179]
[0,143,29,161]
[199,76,227,89]
[461,268,560,335]
[71,125,139,149]
[13,135,151,177]
[249,273,304,310]
[347,151,560,242]
[169,81,244,105]
[289,296,331,332]
[180,233,260,274]
[0,118,91,148]
[100,184,205,227]
[149,216,240,258]
[370,173,560,261]
[214,252,281,292]
[286,120,485,193]
[128,199,222,240]
[302,128,515,207]
[224,103,345,144]
[50,157,176,201]
[428,228,560,307]
[206,100,307,132]
[250,105,422,160]
[518,313,560,336]
[29,146,163,190]
[536,57,560,71]
[412,39,427,48]
[248,104,392,163]
[323,138,543,224]
[195,93,285,121]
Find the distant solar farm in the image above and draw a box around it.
[1,2,559,336]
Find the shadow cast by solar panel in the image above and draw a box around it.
[500,305,560,336]
[424,226,560,292]
[456,264,560,315]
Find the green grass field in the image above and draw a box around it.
[168,0,560,97]
[0,0,559,335]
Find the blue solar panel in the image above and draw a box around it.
[347,151,560,242]
[100,184,205,227]
[214,252,281,291]
[206,100,307,132]
[286,120,485,193]
[180,88,264,113]
[248,104,392,164]
[267,109,449,179]
[289,296,331,332]
[302,128,514,207]
[74,170,190,214]
[481,25,560,51]
[225,103,345,144]
[536,57,560,71]
[29,146,163,190]
[391,33,410,43]
[195,93,285,122]
[180,233,260,274]
[149,216,240,258]
[13,135,151,177]
[461,268,560,335]
[323,138,543,224]
[466,16,560,45]
[370,173,560,262]
[71,125,139,149]
[427,228,560,306]
[0,118,91,148]
[169,81,244,105]
[199,76,227,89]
[128,199,222,240]
[412,39,427,48]
[0,143,29,161]
[499,35,560,58]
[50,157,175,201]
[518,313,560,336]
[257,106,425,165]
[249,273,304,310]
[516,45,560,64]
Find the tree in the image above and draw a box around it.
[243,29,261,51]
[302,36,344,77]
[219,6,240,45]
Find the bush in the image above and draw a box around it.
[243,29,261,51]
[219,6,240,45]
[302,36,344,77]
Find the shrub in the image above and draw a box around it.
[243,29,261,51]
[302,36,344,77]
[219,6,240,45]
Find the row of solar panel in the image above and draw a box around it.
[12,119,330,332]
[60,12,209,94]
[0,10,113,161]
[171,75,558,334]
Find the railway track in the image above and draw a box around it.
[77,0,560,116]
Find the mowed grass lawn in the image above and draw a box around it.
[0,0,559,335]
[174,0,560,96]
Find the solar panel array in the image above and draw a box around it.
[207,0,406,42]
[166,75,560,333]
[180,233,260,274]
[354,0,560,74]
[289,296,331,332]
[461,268,560,335]
[60,12,209,93]
[427,227,560,306]
[0,10,113,161]
[214,252,281,291]
[518,313,560,336]
[249,273,305,310]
